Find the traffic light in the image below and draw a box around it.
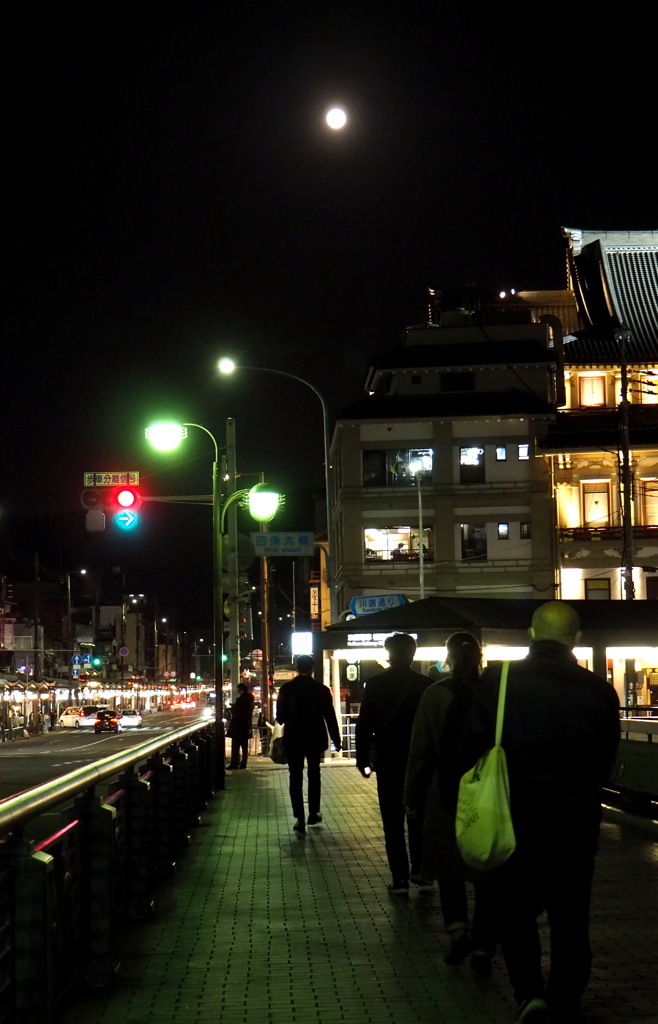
[81,486,142,531]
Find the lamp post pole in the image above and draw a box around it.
[220,363,336,623]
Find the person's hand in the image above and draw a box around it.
[334,741,342,752]
[358,765,372,778]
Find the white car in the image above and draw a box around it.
[119,708,143,728]
[59,705,105,728]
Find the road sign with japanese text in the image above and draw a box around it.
[349,594,406,617]
[250,532,314,557]
[83,472,140,486]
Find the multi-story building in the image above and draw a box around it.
[329,228,658,616]
[538,228,658,601]
[330,311,559,615]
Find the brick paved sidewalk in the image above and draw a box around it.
[62,759,658,1024]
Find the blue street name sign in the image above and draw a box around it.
[349,594,406,617]
[71,654,82,665]
[250,532,314,557]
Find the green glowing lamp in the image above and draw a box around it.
[145,423,189,451]
[247,482,282,523]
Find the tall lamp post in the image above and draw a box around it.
[145,421,282,788]
[218,358,336,624]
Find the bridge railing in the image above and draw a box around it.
[0,719,218,1024]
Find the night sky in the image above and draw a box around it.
[4,4,655,626]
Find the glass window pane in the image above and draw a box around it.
[460,523,487,561]
[495,446,507,461]
[497,523,509,539]
[363,450,386,487]
[460,446,485,483]
[518,444,530,460]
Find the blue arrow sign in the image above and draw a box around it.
[82,653,92,665]
[71,668,80,678]
[349,594,406,617]
[116,510,138,529]
[71,654,82,665]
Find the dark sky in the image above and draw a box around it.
[4,4,656,623]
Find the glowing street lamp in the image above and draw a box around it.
[218,358,336,623]
[145,420,282,785]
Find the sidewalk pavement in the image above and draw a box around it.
[62,758,658,1024]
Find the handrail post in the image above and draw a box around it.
[70,789,118,988]
[5,832,55,1024]
[118,768,155,919]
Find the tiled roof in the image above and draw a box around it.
[538,408,658,453]
[339,391,554,421]
[563,328,658,365]
[564,228,658,349]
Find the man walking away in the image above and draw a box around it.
[355,632,431,895]
[276,655,342,833]
[463,601,620,1024]
[227,683,254,769]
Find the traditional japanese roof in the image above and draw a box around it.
[562,328,658,366]
[339,390,554,422]
[563,228,658,350]
[538,408,658,453]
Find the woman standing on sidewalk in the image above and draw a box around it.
[404,632,495,974]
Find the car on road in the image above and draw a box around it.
[119,708,142,728]
[171,699,196,709]
[59,705,107,728]
[94,710,121,733]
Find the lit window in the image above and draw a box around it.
[518,444,530,460]
[557,453,572,470]
[579,375,606,407]
[364,526,433,562]
[363,449,433,488]
[460,523,487,562]
[495,446,507,461]
[520,522,531,539]
[497,523,509,539]
[641,371,658,405]
[642,480,658,525]
[584,578,611,600]
[459,446,485,483]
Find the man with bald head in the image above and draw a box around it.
[463,601,619,1024]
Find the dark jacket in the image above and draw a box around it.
[462,641,620,822]
[355,665,431,772]
[277,675,341,751]
[226,691,254,740]
[405,677,484,881]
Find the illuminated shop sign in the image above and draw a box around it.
[346,632,418,648]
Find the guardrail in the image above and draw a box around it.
[0,719,218,1024]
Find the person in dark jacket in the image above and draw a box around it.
[462,601,620,1024]
[276,655,342,833]
[226,683,254,769]
[355,632,431,894]
[405,632,496,973]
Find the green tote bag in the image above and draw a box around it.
[455,662,516,871]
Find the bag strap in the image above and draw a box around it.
[494,661,509,747]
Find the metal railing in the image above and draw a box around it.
[0,719,217,1024]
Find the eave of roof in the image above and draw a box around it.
[338,391,555,421]
[370,342,555,372]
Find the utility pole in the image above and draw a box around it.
[618,327,635,601]
[226,417,241,704]
[33,553,41,683]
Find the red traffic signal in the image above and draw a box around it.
[81,487,142,511]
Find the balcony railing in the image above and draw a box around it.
[559,526,658,542]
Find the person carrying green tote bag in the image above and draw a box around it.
[455,662,516,871]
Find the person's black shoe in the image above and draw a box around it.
[307,813,322,825]
[444,931,471,965]
[387,879,409,895]
[293,819,306,834]
[470,952,492,977]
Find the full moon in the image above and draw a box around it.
[326,107,347,130]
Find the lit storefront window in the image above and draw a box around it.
[364,526,434,562]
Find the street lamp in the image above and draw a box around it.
[218,358,336,623]
[145,421,282,786]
